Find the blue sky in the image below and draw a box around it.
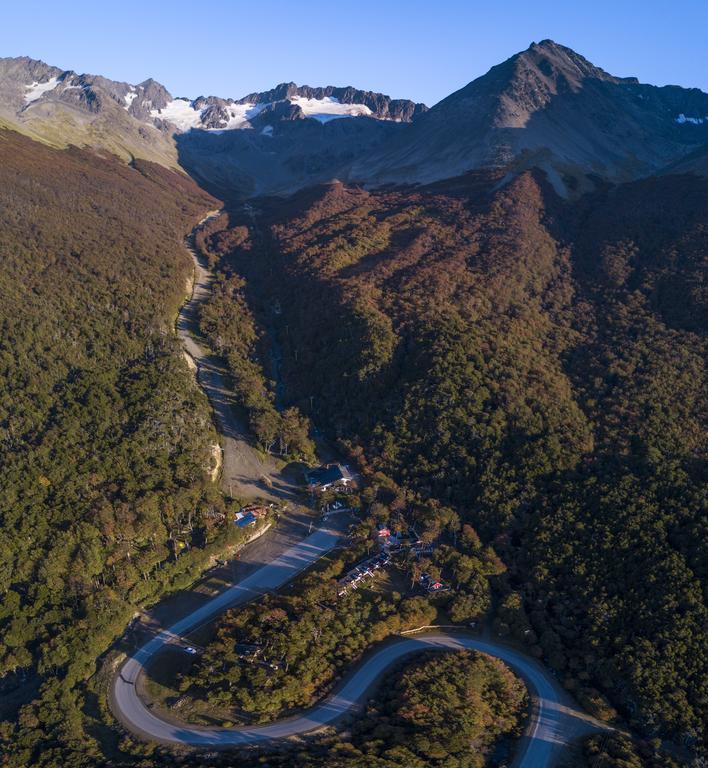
[1,0,706,106]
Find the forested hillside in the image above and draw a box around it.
[194,234,315,462]
[200,170,706,749]
[159,649,528,768]
[284,650,527,768]
[0,129,229,765]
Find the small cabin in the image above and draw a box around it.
[304,463,354,492]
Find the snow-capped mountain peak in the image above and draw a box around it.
[148,86,422,133]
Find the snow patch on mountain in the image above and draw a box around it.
[124,89,137,108]
[675,113,706,125]
[24,77,60,103]
[290,95,372,123]
[151,98,204,130]
[151,98,267,131]
[145,92,389,133]
[222,102,266,128]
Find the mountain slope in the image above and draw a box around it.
[195,169,706,747]
[0,38,706,768]
[349,40,708,191]
[2,43,706,196]
[175,115,405,200]
[0,56,423,175]
[175,39,707,199]
[0,127,231,761]
[0,56,179,166]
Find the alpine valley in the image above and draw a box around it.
[0,39,705,768]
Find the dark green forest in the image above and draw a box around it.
[198,170,706,752]
[179,579,438,722]
[196,257,314,461]
[0,129,246,765]
[0,121,704,768]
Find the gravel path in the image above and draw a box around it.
[177,215,303,505]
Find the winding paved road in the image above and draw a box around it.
[111,538,608,765]
[114,615,606,767]
[110,213,611,766]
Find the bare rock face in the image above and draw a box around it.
[175,114,405,199]
[250,100,305,125]
[0,56,63,109]
[198,104,231,130]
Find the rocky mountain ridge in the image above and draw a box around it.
[0,41,706,196]
[0,55,424,134]
[236,82,428,121]
[0,56,178,166]
[349,40,708,192]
